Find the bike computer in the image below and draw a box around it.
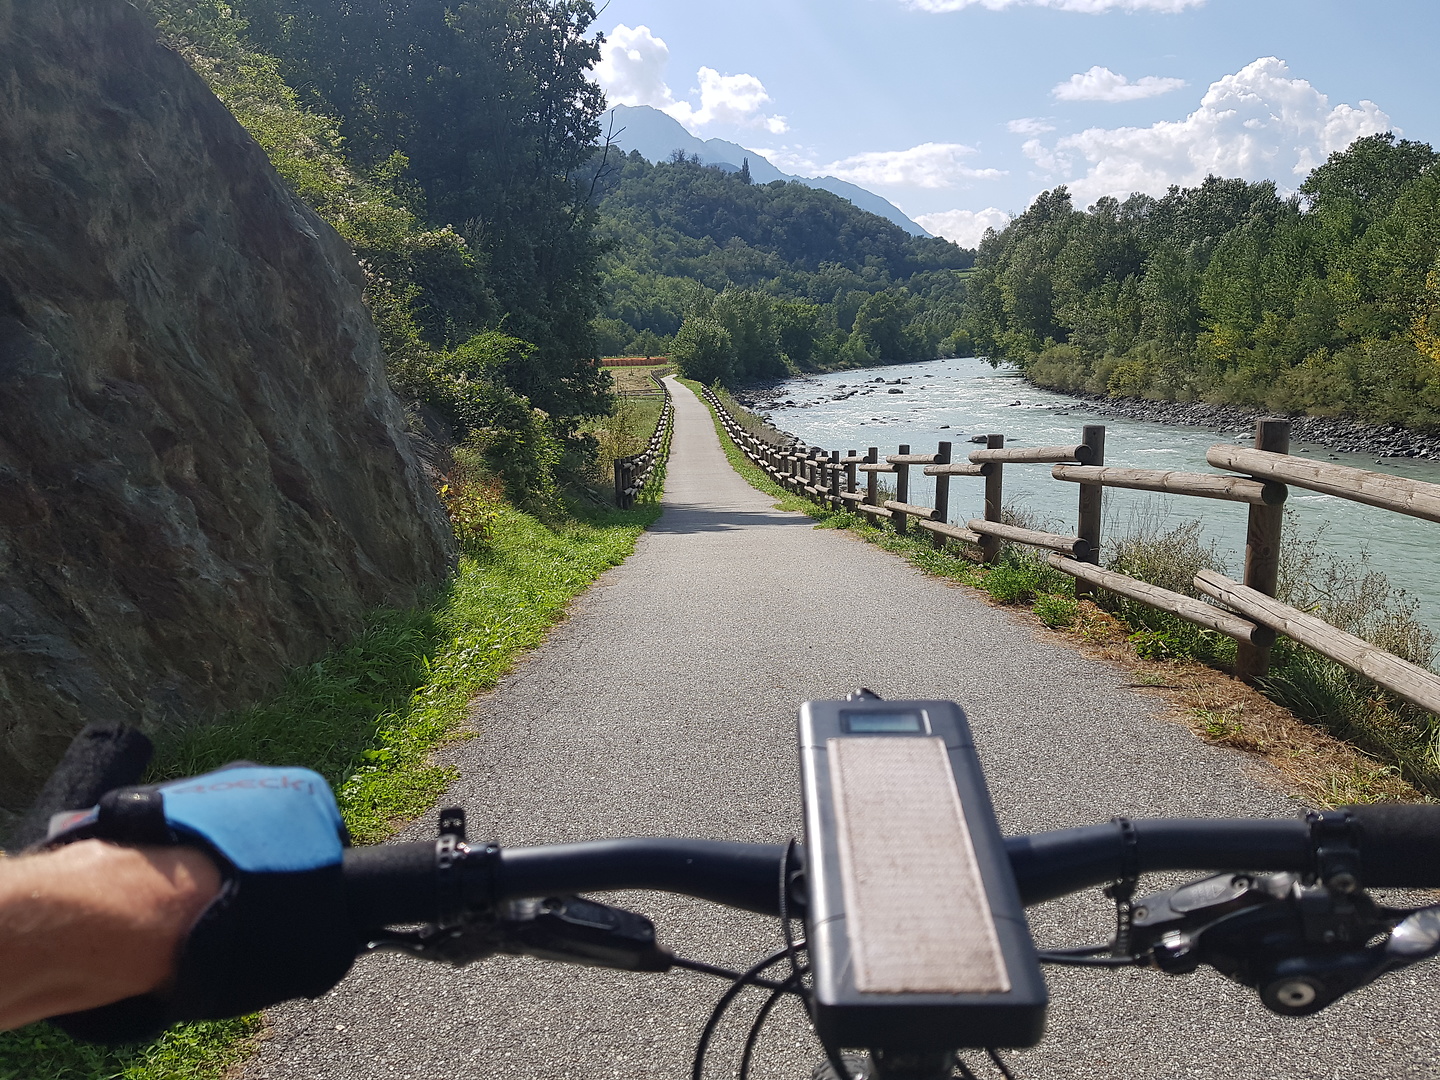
[799,694,1047,1051]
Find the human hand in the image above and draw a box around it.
[37,764,356,1043]
[0,841,220,1031]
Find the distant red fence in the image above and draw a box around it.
[603,356,672,367]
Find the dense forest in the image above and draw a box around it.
[587,151,975,382]
[961,134,1440,429]
[143,0,612,499]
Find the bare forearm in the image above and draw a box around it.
[0,840,220,1031]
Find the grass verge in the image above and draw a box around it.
[1,488,659,1080]
[687,379,1431,808]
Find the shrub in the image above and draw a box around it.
[1106,510,1226,598]
[983,562,1043,604]
[1277,517,1437,669]
[1034,593,1079,628]
[439,452,505,552]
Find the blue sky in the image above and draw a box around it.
[593,0,1439,245]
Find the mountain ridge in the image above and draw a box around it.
[603,104,931,238]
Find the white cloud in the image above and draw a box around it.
[1052,66,1185,102]
[914,208,1013,247]
[595,25,786,134]
[768,142,1005,189]
[901,0,1201,12]
[1024,57,1392,205]
[668,68,788,134]
[1008,117,1056,136]
[595,25,677,110]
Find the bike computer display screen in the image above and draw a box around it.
[841,710,925,733]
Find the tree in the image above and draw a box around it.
[234,0,611,422]
[1301,132,1439,238]
[671,316,734,384]
[852,290,921,363]
[739,157,752,185]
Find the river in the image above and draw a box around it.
[747,356,1440,635]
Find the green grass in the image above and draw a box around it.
[0,1017,260,1080]
[578,392,667,488]
[0,497,659,1080]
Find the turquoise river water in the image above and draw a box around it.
[755,356,1440,634]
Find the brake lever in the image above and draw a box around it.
[1382,904,1440,965]
[1128,872,1436,1016]
[367,895,674,973]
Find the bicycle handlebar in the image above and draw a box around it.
[341,804,1440,929]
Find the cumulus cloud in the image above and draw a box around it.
[1052,66,1185,102]
[595,25,786,133]
[1008,117,1056,136]
[595,25,677,110]
[1025,57,1391,205]
[901,0,1201,12]
[668,69,788,134]
[914,208,1013,247]
[767,143,1005,189]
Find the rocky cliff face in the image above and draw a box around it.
[0,0,454,816]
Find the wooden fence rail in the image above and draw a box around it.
[699,385,1440,712]
[613,379,673,509]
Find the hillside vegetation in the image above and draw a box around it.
[589,151,976,382]
[142,0,610,502]
[960,134,1440,430]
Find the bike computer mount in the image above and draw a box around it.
[799,692,1047,1052]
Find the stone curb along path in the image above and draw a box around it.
[247,378,1439,1080]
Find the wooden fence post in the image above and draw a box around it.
[846,450,858,502]
[1235,417,1291,681]
[893,444,910,535]
[1075,425,1106,599]
[931,441,952,550]
[614,459,624,508]
[830,449,842,507]
[981,434,1004,563]
[866,447,879,509]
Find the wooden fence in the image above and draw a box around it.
[700,386,1440,715]
[614,379,673,509]
[616,366,674,399]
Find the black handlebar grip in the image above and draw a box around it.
[1351,804,1440,887]
[343,842,438,930]
[11,724,155,850]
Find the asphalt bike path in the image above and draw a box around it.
[247,379,1439,1080]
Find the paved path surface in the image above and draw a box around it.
[248,379,1439,1080]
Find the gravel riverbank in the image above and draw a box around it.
[734,370,1440,462]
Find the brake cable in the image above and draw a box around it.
[737,969,807,1080]
[690,946,802,1080]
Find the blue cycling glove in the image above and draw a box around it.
[43,763,357,1044]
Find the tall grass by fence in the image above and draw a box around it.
[613,375,673,509]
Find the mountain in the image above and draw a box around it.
[602,104,932,238]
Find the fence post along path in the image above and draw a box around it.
[1233,418,1290,680]
[1075,425,1106,600]
[702,386,1440,731]
[612,380,674,509]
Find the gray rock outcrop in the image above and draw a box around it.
[0,0,454,817]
